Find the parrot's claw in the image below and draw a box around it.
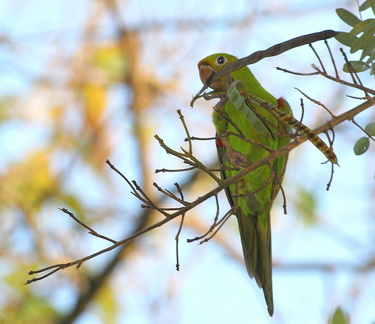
[220,137,251,169]
[203,91,225,101]
[224,149,251,170]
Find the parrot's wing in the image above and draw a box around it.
[269,98,291,202]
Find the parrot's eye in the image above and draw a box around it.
[216,56,227,66]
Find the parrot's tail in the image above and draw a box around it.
[237,211,274,316]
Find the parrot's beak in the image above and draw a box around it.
[198,63,223,90]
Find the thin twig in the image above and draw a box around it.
[309,43,326,73]
[295,88,336,118]
[325,39,339,78]
[276,67,320,76]
[352,118,375,142]
[59,208,118,244]
[175,212,185,271]
[155,166,196,173]
[153,182,189,207]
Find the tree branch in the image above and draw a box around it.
[192,30,340,104]
[27,95,375,287]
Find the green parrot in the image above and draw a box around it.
[198,53,291,316]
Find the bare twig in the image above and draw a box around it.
[312,64,375,96]
[155,166,196,173]
[153,182,189,207]
[59,208,117,244]
[325,40,339,78]
[295,88,335,118]
[175,212,185,271]
[309,43,326,74]
[276,67,320,76]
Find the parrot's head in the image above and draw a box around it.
[198,53,238,91]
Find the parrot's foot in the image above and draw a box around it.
[224,148,251,169]
[220,137,251,169]
[203,91,225,101]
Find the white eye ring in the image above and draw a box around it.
[215,56,227,66]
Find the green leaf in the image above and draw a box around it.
[336,8,361,27]
[227,80,271,137]
[359,0,375,14]
[365,122,375,135]
[359,0,370,11]
[353,137,370,155]
[335,32,357,47]
[350,24,375,54]
[360,39,375,60]
[365,50,375,64]
[343,60,369,73]
[348,19,375,38]
[363,45,375,61]
[329,307,349,324]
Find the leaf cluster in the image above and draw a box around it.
[335,0,375,74]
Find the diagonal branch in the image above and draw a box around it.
[27,96,375,287]
[191,30,340,104]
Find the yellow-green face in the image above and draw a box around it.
[198,53,238,90]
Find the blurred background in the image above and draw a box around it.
[0,0,374,323]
